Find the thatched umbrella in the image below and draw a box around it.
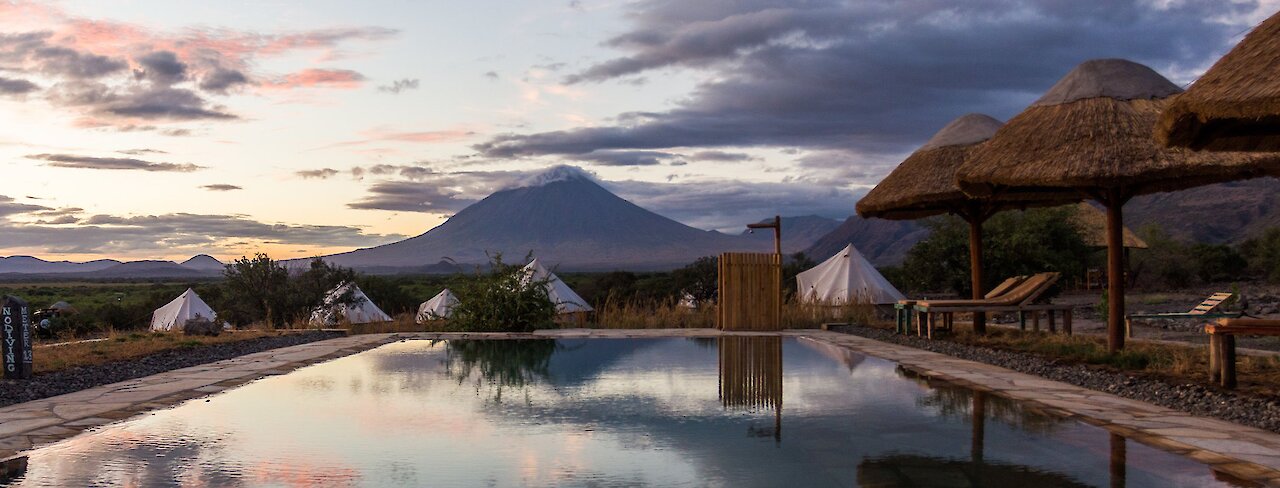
[1157,12,1280,151]
[857,113,1070,334]
[956,59,1279,352]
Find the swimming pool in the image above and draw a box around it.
[0,337,1249,487]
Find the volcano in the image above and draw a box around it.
[320,166,769,270]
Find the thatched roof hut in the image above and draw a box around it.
[957,59,1276,200]
[956,58,1279,352]
[1157,11,1280,151]
[857,114,1005,220]
[1070,203,1146,249]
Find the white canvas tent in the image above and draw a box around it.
[522,258,593,314]
[309,282,392,326]
[150,288,222,332]
[796,244,906,305]
[416,288,459,323]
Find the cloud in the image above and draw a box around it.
[0,4,396,128]
[572,150,676,166]
[347,180,480,213]
[0,76,38,95]
[483,71,499,80]
[688,150,757,162]
[198,68,250,94]
[262,68,365,89]
[323,127,476,148]
[0,207,403,255]
[28,153,204,172]
[480,0,1259,161]
[134,50,187,85]
[117,148,168,155]
[377,78,419,93]
[0,195,49,218]
[201,184,242,191]
[296,168,340,179]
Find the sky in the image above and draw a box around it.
[0,0,1275,262]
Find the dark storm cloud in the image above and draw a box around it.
[28,153,204,172]
[377,78,420,93]
[201,184,242,191]
[0,76,38,95]
[479,0,1256,158]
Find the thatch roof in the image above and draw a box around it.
[1157,12,1280,151]
[857,114,1003,220]
[1069,203,1147,249]
[957,59,1280,202]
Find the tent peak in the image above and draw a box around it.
[1034,58,1182,106]
[919,113,1003,151]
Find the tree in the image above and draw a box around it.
[898,207,1091,296]
[449,253,558,332]
[220,254,289,326]
[672,256,719,303]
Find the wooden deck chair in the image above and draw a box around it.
[913,273,1072,338]
[893,275,1028,334]
[1125,292,1241,337]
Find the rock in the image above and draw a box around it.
[182,318,222,336]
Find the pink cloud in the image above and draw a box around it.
[260,69,367,90]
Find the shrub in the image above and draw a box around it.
[448,253,557,332]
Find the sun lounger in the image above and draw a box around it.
[1125,292,1241,338]
[911,272,1073,338]
[893,275,1029,334]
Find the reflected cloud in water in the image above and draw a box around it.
[3,338,1252,487]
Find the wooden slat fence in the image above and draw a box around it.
[717,252,781,331]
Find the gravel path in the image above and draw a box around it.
[0,331,343,408]
[835,325,1280,434]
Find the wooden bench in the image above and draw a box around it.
[1205,318,1280,388]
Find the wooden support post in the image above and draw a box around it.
[1208,334,1221,383]
[1106,198,1128,353]
[1221,335,1237,389]
[1048,311,1057,333]
[1032,311,1041,332]
[1064,310,1073,336]
[927,313,935,340]
[967,216,987,335]
[1018,311,1027,331]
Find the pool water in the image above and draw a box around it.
[0,337,1251,487]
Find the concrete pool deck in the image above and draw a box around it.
[2,328,1280,485]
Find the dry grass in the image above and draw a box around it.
[941,326,1280,396]
[33,329,294,374]
[591,298,714,329]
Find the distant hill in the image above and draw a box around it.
[0,256,121,274]
[180,254,225,272]
[741,215,842,254]
[1125,178,1280,244]
[82,260,213,279]
[314,166,771,271]
[804,216,929,266]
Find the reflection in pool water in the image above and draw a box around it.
[0,337,1255,487]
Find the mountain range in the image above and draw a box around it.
[4,171,1278,277]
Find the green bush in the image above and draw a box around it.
[448,253,557,332]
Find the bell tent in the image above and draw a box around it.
[309,282,392,326]
[522,258,593,314]
[796,244,906,305]
[150,288,221,332]
[416,288,459,323]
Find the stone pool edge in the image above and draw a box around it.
[2,328,1280,486]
